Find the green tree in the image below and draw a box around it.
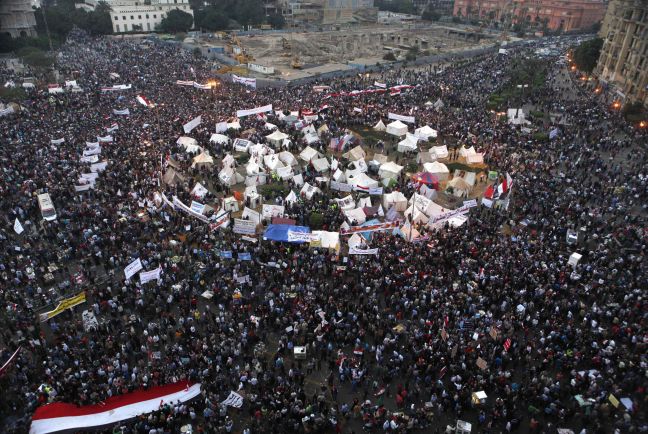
[197,7,230,31]
[374,0,416,15]
[17,47,54,69]
[573,37,603,73]
[422,8,441,21]
[233,0,264,26]
[267,13,285,29]
[383,52,396,61]
[160,9,194,33]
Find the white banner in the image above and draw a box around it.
[86,141,100,148]
[190,200,205,215]
[463,199,478,208]
[97,135,113,143]
[74,184,92,192]
[139,266,162,284]
[236,104,272,118]
[91,161,108,172]
[429,206,470,224]
[112,108,130,116]
[330,181,353,192]
[233,218,256,235]
[349,247,379,255]
[176,80,194,86]
[80,155,99,163]
[51,138,65,145]
[232,74,257,89]
[221,391,244,408]
[124,258,143,280]
[83,147,101,156]
[374,81,387,89]
[183,115,202,134]
[369,187,383,195]
[172,196,209,223]
[192,82,212,90]
[101,84,132,92]
[287,231,319,242]
[14,218,24,234]
[388,112,415,124]
[261,204,284,219]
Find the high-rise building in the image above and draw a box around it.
[0,0,38,38]
[452,0,607,32]
[595,0,647,105]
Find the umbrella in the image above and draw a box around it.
[412,172,439,189]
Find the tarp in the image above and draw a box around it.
[233,138,253,152]
[397,136,418,153]
[278,151,298,166]
[373,120,387,132]
[423,161,449,180]
[312,157,330,172]
[210,134,229,145]
[414,125,438,140]
[342,145,366,161]
[263,224,310,243]
[266,130,289,146]
[177,136,200,154]
[299,146,320,162]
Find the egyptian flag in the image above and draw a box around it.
[484,184,496,200]
[30,382,201,434]
[497,173,512,197]
[136,95,153,108]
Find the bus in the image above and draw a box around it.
[37,193,57,221]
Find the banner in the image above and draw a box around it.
[221,391,244,408]
[232,74,257,89]
[233,219,256,235]
[90,161,108,172]
[340,221,399,235]
[0,346,21,377]
[330,181,353,192]
[74,184,92,192]
[51,138,65,145]
[369,187,383,195]
[388,112,415,124]
[30,382,201,434]
[139,267,162,284]
[0,106,15,117]
[374,81,387,88]
[83,147,101,156]
[192,82,212,90]
[112,108,130,116]
[101,84,132,92]
[209,211,230,231]
[97,135,113,143]
[39,292,86,322]
[261,204,284,219]
[190,200,205,215]
[287,231,319,242]
[176,80,194,86]
[124,258,143,280]
[172,196,210,223]
[236,104,272,118]
[14,218,24,235]
[183,115,202,134]
[219,250,233,259]
[349,247,379,255]
[429,206,470,224]
[238,252,252,261]
[463,199,478,208]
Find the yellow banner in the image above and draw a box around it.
[39,292,86,322]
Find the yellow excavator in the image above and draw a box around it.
[291,57,303,69]
[229,34,254,64]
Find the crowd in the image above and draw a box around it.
[0,29,646,434]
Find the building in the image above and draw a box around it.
[413,0,455,15]
[77,0,193,33]
[595,0,647,105]
[279,0,377,25]
[0,0,38,38]
[452,0,607,32]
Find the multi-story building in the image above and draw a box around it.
[413,0,455,15]
[595,0,647,105]
[77,0,193,33]
[279,0,376,25]
[0,0,38,38]
[453,0,607,32]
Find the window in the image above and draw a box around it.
[146,14,149,18]
[114,16,118,20]
[138,15,141,19]
[131,16,134,20]
[123,16,126,20]
[147,22,151,30]
[116,24,120,32]
[124,23,128,31]
[153,14,157,18]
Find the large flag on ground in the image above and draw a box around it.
[136,95,153,108]
[30,382,201,434]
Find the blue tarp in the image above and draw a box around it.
[263,224,311,243]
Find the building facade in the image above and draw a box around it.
[453,0,607,32]
[595,0,647,105]
[413,0,455,15]
[77,0,193,33]
[0,0,38,38]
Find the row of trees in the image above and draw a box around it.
[193,0,284,31]
[572,37,603,74]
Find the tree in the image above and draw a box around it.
[267,13,285,29]
[383,52,396,61]
[422,8,441,21]
[374,0,416,15]
[233,0,264,26]
[160,9,194,33]
[573,37,603,73]
[197,7,230,31]
[17,47,54,69]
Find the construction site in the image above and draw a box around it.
[209,23,500,80]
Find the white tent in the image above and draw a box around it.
[299,146,320,162]
[342,145,366,161]
[423,161,450,180]
[404,205,429,225]
[246,172,267,186]
[383,191,408,212]
[417,150,436,164]
[397,135,418,153]
[459,146,476,158]
[177,136,201,154]
[233,138,253,152]
[266,130,289,147]
[304,133,320,145]
[332,169,346,183]
[447,177,471,198]
[373,119,387,132]
[278,151,298,166]
[431,145,449,160]
[264,154,284,171]
[414,125,438,141]
[346,172,379,189]
[507,108,530,125]
[346,159,368,176]
[285,190,298,204]
[386,120,408,137]
[301,124,316,136]
[312,157,330,173]
[226,121,241,130]
[248,143,272,157]
[300,182,320,200]
[222,154,235,169]
[311,231,340,250]
[276,165,294,180]
[210,134,230,145]
[378,161,404,179]
[191,151,214,168]
[246,160,263,176]
[344,208,367,225]
[219,167,244,186]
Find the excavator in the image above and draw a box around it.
[291,56,303,69]
[228,34,254,64]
